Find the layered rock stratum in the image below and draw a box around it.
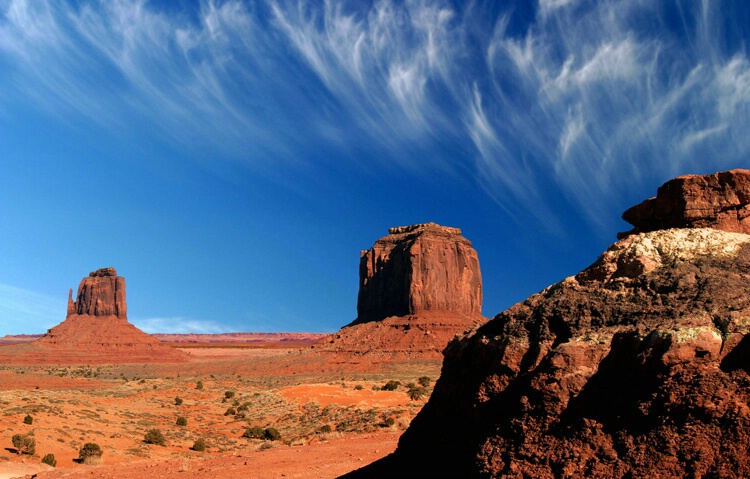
[0,268,187,364]
[621,168,750,237]
[319,223,486,359]
[344,170,750,478]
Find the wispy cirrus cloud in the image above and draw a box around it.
[1,0,749,227]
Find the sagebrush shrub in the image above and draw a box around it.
[176,416,187,426]
[196,381,204,390]
[381,380,400,391]
[144,428,166,446]
[42,453,57,467]
[11,433,35,455]
[23,414,33,425]
[242,426,265,439]
[174,397,183,406]
[264,428,281,441]
[191,438,206,451]
[78,442,103,464]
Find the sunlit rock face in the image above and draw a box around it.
[67,267,127,318]
[355,222,483,324]
[344,171,750,479]
[620,168,750,238]
[319,223,486,359]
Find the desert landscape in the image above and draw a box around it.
[0,222,474,478]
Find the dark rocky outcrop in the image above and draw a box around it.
[620,168,750,238]
[344,170,750,478]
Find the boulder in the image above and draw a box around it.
[620,168,750,237]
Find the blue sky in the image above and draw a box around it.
[1,0,749,335]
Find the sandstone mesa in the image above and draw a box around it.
[319,222,487,359]
[344,169,750,478]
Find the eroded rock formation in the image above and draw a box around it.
[344,170,750,478]
[67,267,127,318]
[620,168,750,237]
[0,268,187,364]
[355,223,482,323]
[319,223,486,359]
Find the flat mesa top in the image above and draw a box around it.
[387,223,462,236]
[90,267,117,277]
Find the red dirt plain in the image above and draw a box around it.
[0,339,440,479]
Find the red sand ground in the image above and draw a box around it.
[0,341,439,479]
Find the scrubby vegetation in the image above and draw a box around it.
[23,414,33,425]
[78,442,103,464]
[144,428,166,446]
[11,433,36,455]
[418,376,431,387]
[42,453,57,467]
[381,380,401,391]
[191,438,207,451]
[196,380,204,390]
[174,396,183,406]
[176,416,187,426]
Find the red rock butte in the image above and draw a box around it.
[0,267,187,364]
[344,169,750,479]
[319,223,487,359]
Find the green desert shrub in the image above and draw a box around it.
[317,424,332,434]
[224,407,236,416]
[407,386,428,401]
[42,453,57,467]
[196,381,204,390]
[11,433,36,455]
[143,428,166,446]
[224,391,235,399]
[242,426,280,440]
[381,380,400,391]
[174,397,183,406]
[264,428,281,441]
[242,426,266,439]
[418,376,431,387]
[78,442,103,464]
[176,416,187,427]
[23,414,33,425]
[191,438,207,452]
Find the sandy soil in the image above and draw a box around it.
[0,347,438,479]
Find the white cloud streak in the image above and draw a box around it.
[2,0,749,227]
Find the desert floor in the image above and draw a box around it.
[0,346,440,478]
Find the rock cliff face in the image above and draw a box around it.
[621,168,750,237]
[67,267,127,318]
[344,170,750,479]
[0,268,187,364]
[355,223,482,323]
[320,223,486,359]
